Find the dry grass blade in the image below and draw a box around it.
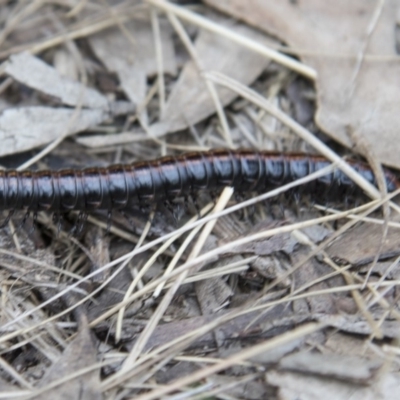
[147,0,317,80]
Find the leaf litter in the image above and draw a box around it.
[205,0,400,169]
[0,52,134,157]
[0,1,399,400]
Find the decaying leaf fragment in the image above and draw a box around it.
[3,52,108,109]
[0,106,106,158]
[0,52,134,157]
[266,369,400,400]
[33,316,101,400]
[89,18,177,108]
[279,351,381,384]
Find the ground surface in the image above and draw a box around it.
[0,1,400,399]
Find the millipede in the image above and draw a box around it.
[0,149,398,220]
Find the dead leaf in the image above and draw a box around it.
[279,351,381,384]
[126,304,309,353]
[326,218,400,265]
[291,250,338,315]
[359,259,400,280]
[195,277,234,349]
[0,107,106,157]
[204,0,400,169]
[317,313,400,338]
[149,20,276,136]
[266,370,400,400]
[89,18,177,79]
[33,317,101,400]
[89,17,176,120]
[155,361,201,384]
[249,338,303,365]
[195,278,233,314]
[0,377,19,394]
[324,332,378,359]
[225,224,331,256]
[84,226,110,283]
[228,232,299,255]
[0,52,134,157]
[3,52,108,109]
[207,375,268,399]
[88,264,133,321]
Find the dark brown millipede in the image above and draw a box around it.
[0,149,398,214]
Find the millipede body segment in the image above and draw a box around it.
[0,149,398,213]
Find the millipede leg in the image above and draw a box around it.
[189,192,201,218]
[235,191,256,221]
[292,191,301,217]
[0,210,14,229]
[163,199,175,216]
[120,210,135,231]
[31,212,38,233]
[106,210,112,233]
[70,212,88,236]
[27,213,37,235]
[22,211,30,226]
[163,199,184,223]
[278,194,286,219]
[16,211,31,231]
[77,212,88,236]
[52,213,64,236]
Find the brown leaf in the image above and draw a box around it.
[4,52,108,109]
[0,376,20,395]
[195,277,234,348]
[155,361,201,384]
[88,264,133,321]
[195,277,233,314]
[204,0,400,168]
[0,52,134,156]
[266,369,400,400]
[326,218,400,265]
[149,20,276,135]
[324,332,378,359]
[0,107,106,157]
[291,251,338,315]
[317,313,400,339]
[34,317,101,400]
[279,351,381,384]
[207,375,268,399]
[89,18,176,111]
[126,304,310,353]
[225,224,330,256]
